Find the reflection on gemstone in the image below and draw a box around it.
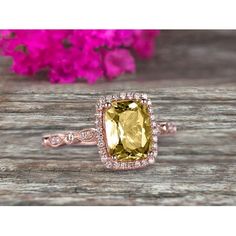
[104,100,152,161]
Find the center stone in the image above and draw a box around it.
[104,100,152,161]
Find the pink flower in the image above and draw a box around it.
[0,30,159,84]
[104,49,135,79]
[133,30,160,59]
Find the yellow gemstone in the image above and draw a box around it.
[104,100,152,161]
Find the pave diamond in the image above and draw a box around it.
[65,132,74,144]
[50,136,61,146]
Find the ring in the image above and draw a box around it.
[42,92,177,170]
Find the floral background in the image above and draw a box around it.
[0,30,159,84]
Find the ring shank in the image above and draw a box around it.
[42,128,97,148]
[42,122,176,148]
[156,122,177,135]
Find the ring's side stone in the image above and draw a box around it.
[104,100,152,162]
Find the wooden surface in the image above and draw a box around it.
[0,30,236,205]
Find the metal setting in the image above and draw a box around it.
[42,92,177,170]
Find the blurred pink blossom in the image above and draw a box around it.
[0,30,159,84]
[104,49,135,79]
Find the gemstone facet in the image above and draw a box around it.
[104,100,152,161]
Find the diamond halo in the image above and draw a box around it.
[95,93,158,170]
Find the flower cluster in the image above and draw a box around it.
[0,30,159,83]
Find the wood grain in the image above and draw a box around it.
[0,30,236,205]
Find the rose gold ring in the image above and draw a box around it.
[42,92,177,170]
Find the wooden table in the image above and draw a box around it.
[1,30,236,205]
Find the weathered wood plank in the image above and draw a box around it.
[1,86,236,205]
[0,30,236,205]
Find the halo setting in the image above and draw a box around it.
[95,93,158,170]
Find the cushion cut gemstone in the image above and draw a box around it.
[104,100,152,161]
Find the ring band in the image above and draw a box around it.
[42,128,97,147]
[42,122,176,147]
[42,92,177,170]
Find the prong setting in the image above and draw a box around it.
[95,92,158,170]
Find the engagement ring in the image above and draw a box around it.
[42,92,177,170]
